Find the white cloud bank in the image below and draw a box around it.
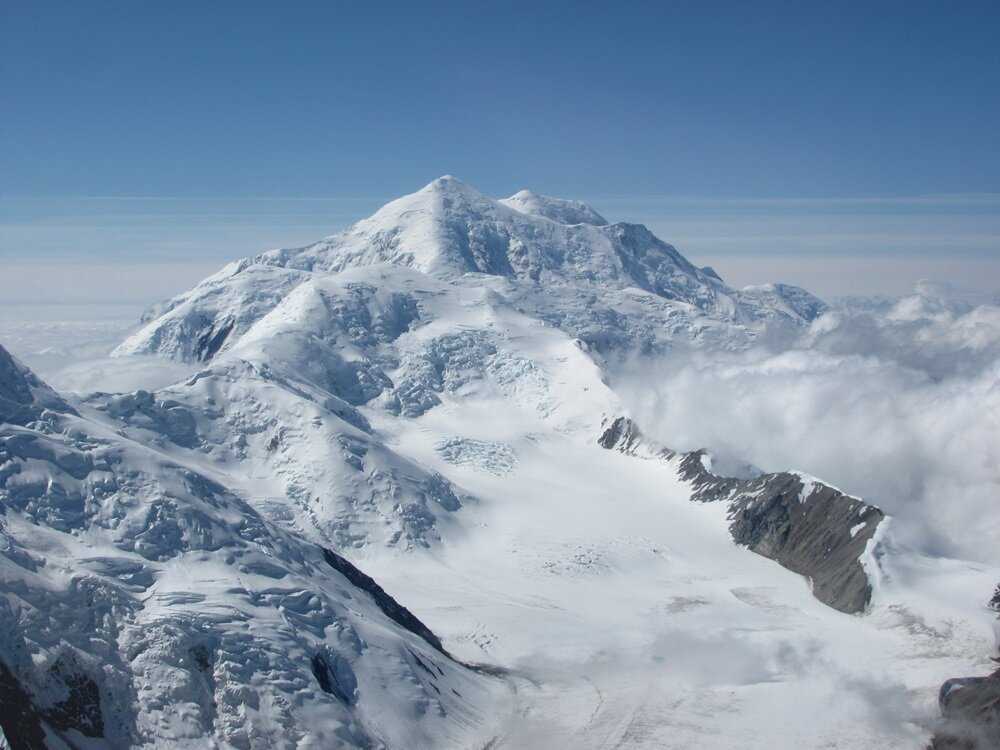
[613,282,1000,564]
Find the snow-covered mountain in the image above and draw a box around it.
[113,176,824,364]
[3,177,998,749]
[102,177,830,560]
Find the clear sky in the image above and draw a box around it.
[1,0,999,301]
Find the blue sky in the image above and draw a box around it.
[1,0,998,299]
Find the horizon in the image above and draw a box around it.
[2,176,998,305]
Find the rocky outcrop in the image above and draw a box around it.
[599,417,884,614]
[931,669,1000,749]
[0,647,112,748]
[930,587,1000,749]
[0,345,73,426]
[322,546,446,655]
[0,660,48,749]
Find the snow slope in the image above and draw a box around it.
[363,400,998,749]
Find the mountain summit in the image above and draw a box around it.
[249,174,729,294]
[115,177,824,363]
[499,187,609,226]
[243,175,814,312]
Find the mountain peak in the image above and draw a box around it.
[115,177,827,363]
[417,174,483,198]
[422,174,460,190]
[500,188,608,226]
[331,178,701,288]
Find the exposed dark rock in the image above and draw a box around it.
[321,547,446,654]
[989,584,1000,612]
[310,652,356,705]
[598,416,884,614]
[189,644,213,673]
[0,656,106,748]
[931,584,1000,750]
[0,660,48,750]
[597,415,655,454]
[311,653,336,695]
[408,648,438,680]
[700,265,723,282]
[931,668,1000,749]
[678,450,882,615]
[422,473,462,512]
[44,658,104,737]
[195,319,235,361]
[0,345,74,425]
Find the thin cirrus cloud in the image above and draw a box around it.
[0,191,997,302]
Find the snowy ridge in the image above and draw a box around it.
[598,416,885,613]
[498,188,609,226]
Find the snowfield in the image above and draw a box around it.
[2,177,998,748]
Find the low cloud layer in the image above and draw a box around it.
[613,282,1000,563]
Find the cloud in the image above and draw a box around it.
[695,256,1000,298]
[0,262,222,305]
[45,356,199,395]
[492,628,927,748]
[612,283,1000,564]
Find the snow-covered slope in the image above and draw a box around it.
[80,355,470,551]
[359,397,996,750]
[598,416,885,614]
[0,347,507,749]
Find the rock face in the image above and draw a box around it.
[0,659,48,749]
[0,346,72,425]
[931,669,1000,749]
[930,589,1000,749]
[321,547,445,655]
[598,417,884,614]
